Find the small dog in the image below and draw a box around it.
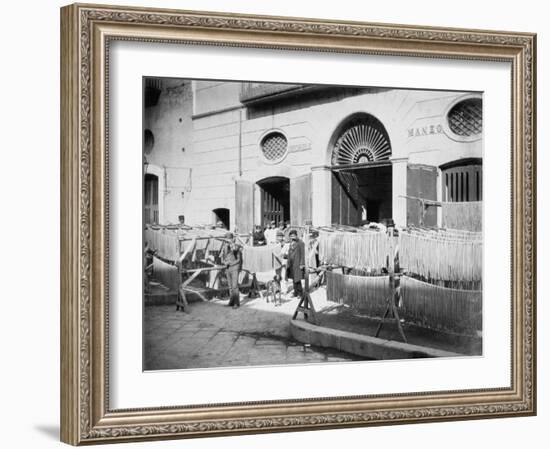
[265,274,282,306]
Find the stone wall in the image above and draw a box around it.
[143,79,194,224]
[145,80,482,229]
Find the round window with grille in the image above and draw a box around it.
[261,132,288,162]
[447,98,482,137]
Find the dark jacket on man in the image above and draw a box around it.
[286,239,305,281]
[252,230,266,246]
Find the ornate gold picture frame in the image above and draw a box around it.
[60,3,536,445]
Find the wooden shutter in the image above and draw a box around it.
[406,164,437,227]
[290,173,312,226]
[235,179,254,234]
[331,172,361,226]
[442,164,482,202]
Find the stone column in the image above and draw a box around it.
[391,157,408,227]
[436,169,442,227]
[311,166,332,227]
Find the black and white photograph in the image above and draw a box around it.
[143,78,483,371]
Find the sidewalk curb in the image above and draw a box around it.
[290,319,462,360]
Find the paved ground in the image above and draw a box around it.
[144,284,481,370]
[317,305,482,356]
[144,291,363,371]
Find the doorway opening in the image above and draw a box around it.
[257,176,290,227]
[332,164,392,225]
[144,173,159,224]
[212,208,230,230]
[329,113,393,226]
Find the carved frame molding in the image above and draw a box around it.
[60,3,536,445]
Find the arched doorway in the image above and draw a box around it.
[329,113,393,225]
[144,173,159,224]
[212,208,230,230]
[257,176,290,227]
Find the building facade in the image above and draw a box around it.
[144,79,482,231]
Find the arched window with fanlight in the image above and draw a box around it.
[328,113,393,225]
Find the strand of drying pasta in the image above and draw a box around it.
[326,271,391,316]
[149,228,231,262]
[399,231,482,282]
[400,275,482,333]
[241,244,279,273]
[318,230,389,270]
[408,227,482,242]
[147,229,179,262]
[441,201,482,232]
[152,256,180,292]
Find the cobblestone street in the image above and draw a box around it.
[144,292,362,370]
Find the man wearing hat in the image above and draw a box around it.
[252,224,266,246]
[286,229,305,298]
[221,232,242,308]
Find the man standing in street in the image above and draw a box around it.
[286,229,305,298]
[222,232,242,308]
